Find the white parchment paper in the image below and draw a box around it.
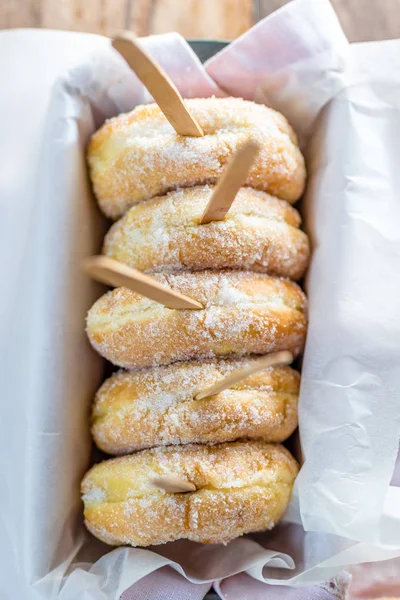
[1,1,400,598]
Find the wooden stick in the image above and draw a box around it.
[195,351,293,401]
[152,475,197,493]
[200,141,260,224]
[83,256,203,310]
[112,32,204,137]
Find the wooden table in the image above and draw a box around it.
[1,0,399,42]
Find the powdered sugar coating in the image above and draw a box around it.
[92,359,300,454]
[81,440,299,546]
[86,271,308,369]
[103,185,310,280]
[88,97,306,219]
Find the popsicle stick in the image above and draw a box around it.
[152,476,197,493]
[112,32,204,137]
[83,256,203,310]
[195,351,293,401]
[200,141,260,224]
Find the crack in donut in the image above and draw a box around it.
[81,440,299,546]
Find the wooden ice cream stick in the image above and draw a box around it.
[152,475,197,493]
[195,351,293,400]
[112,32,204,137]
[83,256,203,310]
[200,141,260,224]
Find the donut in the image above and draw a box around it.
[81,440,299,546]
[92,358,300,454]
[103,185,310,280]
[86,271,307,369]
[88,97,306,219]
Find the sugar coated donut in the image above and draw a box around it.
[81,440,299,546]
[103,185,310,280]
[86,271,307,369]
[92,358,300,454]
[88,97,306,219]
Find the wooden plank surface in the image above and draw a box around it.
[258,0,400,43]
[130,0,253,39]
[1,0,400,42]
[40,0,127,33]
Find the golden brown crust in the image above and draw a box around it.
[86,271,308,369]
[103,186,310,280]
[88,97,306,219]
[92,359,299,454]
[81,440,299,546]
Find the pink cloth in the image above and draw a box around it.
[345,557,400,599]
[121,567,211,600]
[216,573,340,600]
[122,569,339,600]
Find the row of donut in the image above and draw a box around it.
[81,97,310,547]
